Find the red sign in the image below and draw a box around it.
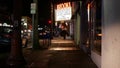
[57,2,71,9]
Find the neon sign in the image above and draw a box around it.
[55,2,72,21]
[57,2,71,9]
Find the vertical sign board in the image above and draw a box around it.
[30,3,36,14]
[55,2,72,21]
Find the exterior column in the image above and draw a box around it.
[76,13,80,45]
[32,0,40,49]
[102,0,120,68]
[7,0,26,67]
[74,13,80,46]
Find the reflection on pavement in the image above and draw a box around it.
[49,47,79,50]
[51,40,74,43]
[49,38,78,50]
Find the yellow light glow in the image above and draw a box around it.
[49,47,79,51]
[0,23,2,26]
[97,34,102,36]
[87,4,90,22]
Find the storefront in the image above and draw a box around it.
[53,2,73,38]
[86,0,101,67]
[80,0,101,67]
[88,0,102,54]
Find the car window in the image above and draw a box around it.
[4,28,12,33]
[0,27,12,34]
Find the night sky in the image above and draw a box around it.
[0,0,51,26]
[38,0,51,25]
[0,0,13,14]
[22,0,33,16]
[22,0,51,26]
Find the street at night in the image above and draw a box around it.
[0,0,120,68]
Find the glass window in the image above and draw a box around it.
[93,0,102,54]
[88,0,101,55]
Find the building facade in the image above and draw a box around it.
[76,0,120,68]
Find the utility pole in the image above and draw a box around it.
[32,0,41,49]
[7,0,26,67]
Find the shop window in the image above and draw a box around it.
[88,0,101,55]
[92,1,102,54]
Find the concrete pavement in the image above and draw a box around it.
[0,37,98,68]
[23,37,98,68]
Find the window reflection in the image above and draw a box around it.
[88,0,102,54]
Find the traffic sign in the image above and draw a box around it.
[30,3,36,14]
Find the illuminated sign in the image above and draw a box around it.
[55,2,72,21]
[57,2,71,9]
[30,3,36,14]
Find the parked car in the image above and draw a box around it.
[38,27,47,39]
[0,26,12,52]
[38,26,52,39]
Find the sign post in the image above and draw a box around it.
[30,3,36,48]
[31,0,40,49]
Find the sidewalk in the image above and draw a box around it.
[23,38,98,68]
[0,37,98,68]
